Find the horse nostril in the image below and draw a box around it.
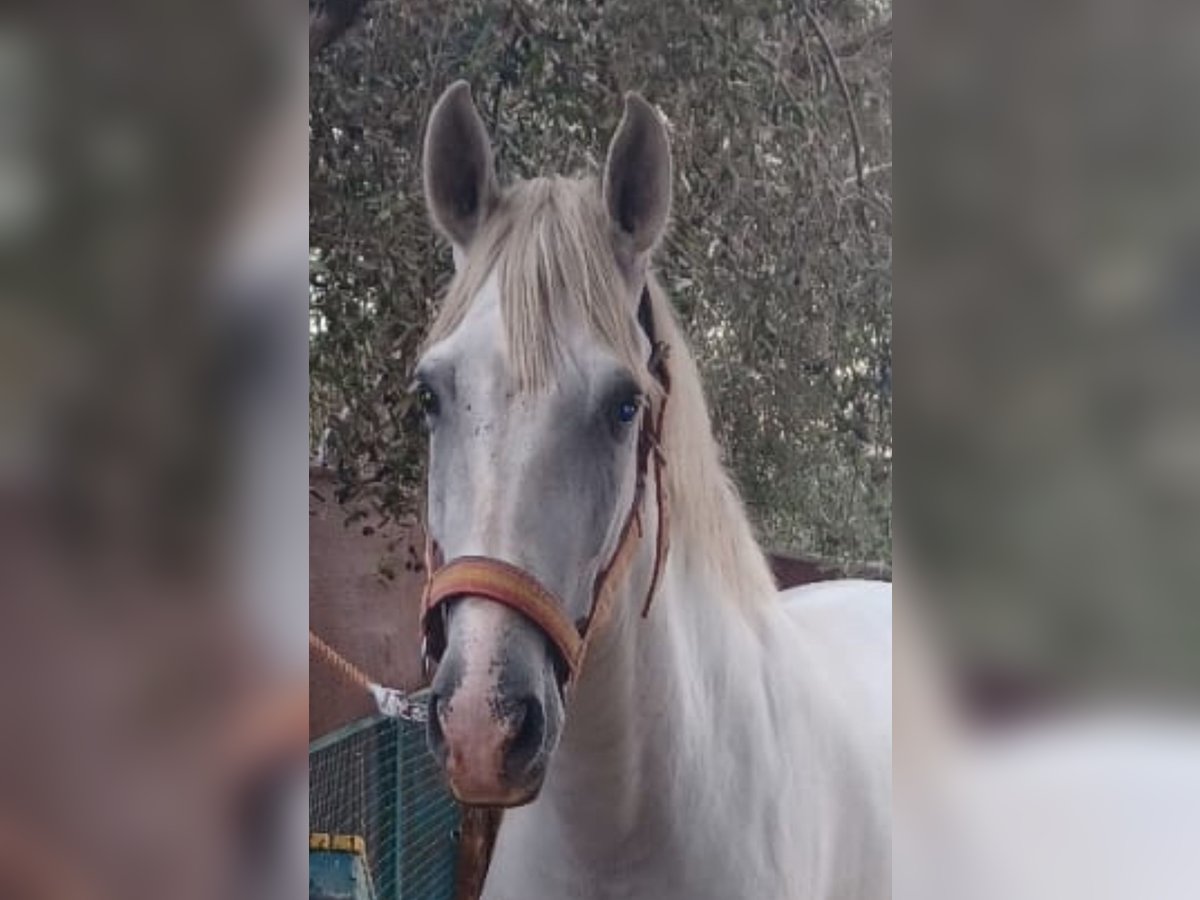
[506,697,527,732]
[504,695,544,776]
[426,692,446,755]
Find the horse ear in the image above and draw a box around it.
[603,93,672,269]
[423,81,498,252]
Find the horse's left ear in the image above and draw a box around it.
[603,93,672,273]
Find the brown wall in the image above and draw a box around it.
[309,468,428,738]
[767,553,841,590]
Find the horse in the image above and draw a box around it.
[412,81,891,900]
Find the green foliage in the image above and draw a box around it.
[311,0,891,566]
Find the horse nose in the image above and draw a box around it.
[426,679,548,806]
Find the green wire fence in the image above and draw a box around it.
[310,698,461,899]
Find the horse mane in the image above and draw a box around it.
[423,175,778,609]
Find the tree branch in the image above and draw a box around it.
[836,19,891,59]
[802,6,869,230]
[310,0,370,58]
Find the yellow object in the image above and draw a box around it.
[309,832,366,856]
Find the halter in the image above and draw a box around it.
[420,289,671,689]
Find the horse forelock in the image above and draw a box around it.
[424,176,648,393]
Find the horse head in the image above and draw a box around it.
[415,81,672,806]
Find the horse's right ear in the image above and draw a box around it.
[423,81,497,254]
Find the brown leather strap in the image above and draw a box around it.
[423,556,584,679]
[642,339,672,617]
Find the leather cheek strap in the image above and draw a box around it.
[422,556,584,682]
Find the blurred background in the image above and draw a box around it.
[902,0,1200,710]
[899,1,1200,897]
[0,1,307,898]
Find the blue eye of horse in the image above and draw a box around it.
[616,397,640,424]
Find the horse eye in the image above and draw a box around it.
[414,382,439,417]
[615,395,641,425]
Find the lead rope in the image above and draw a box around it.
[309,630,429,723]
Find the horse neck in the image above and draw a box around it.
[539,518,778,856]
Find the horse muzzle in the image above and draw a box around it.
[425,596,563,807]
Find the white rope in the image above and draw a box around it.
[369,683,429,723]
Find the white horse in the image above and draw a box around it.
[414,81,891,900]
